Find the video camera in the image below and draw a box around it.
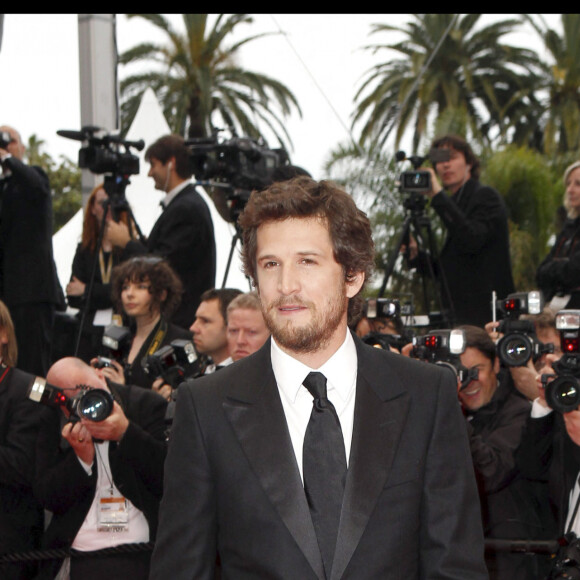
[360,298,411,352]
[411,329,476,390]
[186,132,290,222]
[93,325,132,370]
[543,310,580,414]
[495,291,553,367]
[28,377,114,422]
[395,148,450,210]
[141,339,198,389]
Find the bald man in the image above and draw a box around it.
[33,357,167,580]
[0,125,64,375]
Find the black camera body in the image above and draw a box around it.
[28,377,114,422]
[496,291,553,367]
[101,324,132,362]
[544,310,580,414]
[364,298,400,320]
[142,339,198,389]
[411,329,475,389]
[186,134,289,222]
[548,531,580,579]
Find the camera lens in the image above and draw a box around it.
[498,333,532,367]
[545,376,580,414]
[78,389,114,422]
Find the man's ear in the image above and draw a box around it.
[346,271,365,298]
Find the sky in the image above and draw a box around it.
[0,14,561,180]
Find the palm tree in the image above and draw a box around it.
[119,14,301,149]
[352,14,541,153]
[523,14,580,155]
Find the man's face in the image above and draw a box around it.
[434,146,471,194]
[0,126,25,160]
[256,217,363,356]
[458,346,499,411]
[147,156,171,192]
[190,299,228,359]
[226,307,270,361]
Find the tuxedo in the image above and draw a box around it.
[123,184,216,329]
[150,335,488,579]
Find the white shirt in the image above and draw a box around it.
[531,398,580,535]
[73,441,149,550]
[205,356,233,375]
[271,329,358,481]
[161,179,190,209]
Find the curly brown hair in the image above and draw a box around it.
[237,177,374,322]
[111,257,183,319]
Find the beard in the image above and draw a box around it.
[261,281,348,354]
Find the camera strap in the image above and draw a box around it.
[146,319,168,357]
[0,363,10,385]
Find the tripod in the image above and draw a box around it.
[378,192,455,328]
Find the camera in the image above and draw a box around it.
[101,324,131,361]
[496,291,553,367]
[396,148,450,201]
[57,126,143,176]
[364,298,400,320]
[548,532,580,579]
[411,329,475,389]
[28,377,114,422]
[142,339,198,389]
[186,132,289,222]
[0,130,13,149]
[544,310,580,414]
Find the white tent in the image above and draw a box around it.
[52,87,250,304]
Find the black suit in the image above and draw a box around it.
[123,184,216,329]
[33,382,168,579]
[150,336,488,579]
[0,366,47,580]
[0,157,65,375]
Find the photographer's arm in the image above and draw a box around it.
[1,155,50,200]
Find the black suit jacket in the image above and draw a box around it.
[0,157,64,308]
[150,336,488,579]
[424,178,514,327]
[0,367,47,579]
[33,382,168,579]
[123,184,216,329]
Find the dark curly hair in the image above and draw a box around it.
[431,134,481,181]
[237,176,374,323]
[111,257,183,319]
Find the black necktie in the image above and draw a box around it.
[302,371,347,578]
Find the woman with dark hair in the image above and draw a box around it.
[66,184,134,362]
[537,161,580,310]
[97,256,192,390]
[0,300,47,579]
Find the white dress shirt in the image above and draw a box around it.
[271,329,358,481]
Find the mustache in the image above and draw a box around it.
[268,297,311,309]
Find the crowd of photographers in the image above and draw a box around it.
[3,122,580,579]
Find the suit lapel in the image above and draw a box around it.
[222,344,325,580]
[331,341,410,580]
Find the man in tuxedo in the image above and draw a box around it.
[150,177,487,579]
[107,134,216,329]
[0,125,65,375]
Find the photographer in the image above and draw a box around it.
[66,183,135,363]
[0,125,65,376]
[0,300,48,580]
[406,134,514,327]
[107,134,216,329]
[96,257,192,391]
[457,325,540,579]
[33,357,167,580]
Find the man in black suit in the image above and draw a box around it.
[33,357,167,580]
[108,134,216,329]
[150,177,488,579]
[0,125,65,375]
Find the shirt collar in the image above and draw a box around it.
[161,179,190,208]
[271,328,357,403]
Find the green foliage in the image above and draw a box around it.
[119,14,301,149]
[26,135,81,233]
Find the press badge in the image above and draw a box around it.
[98,487,129,532]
